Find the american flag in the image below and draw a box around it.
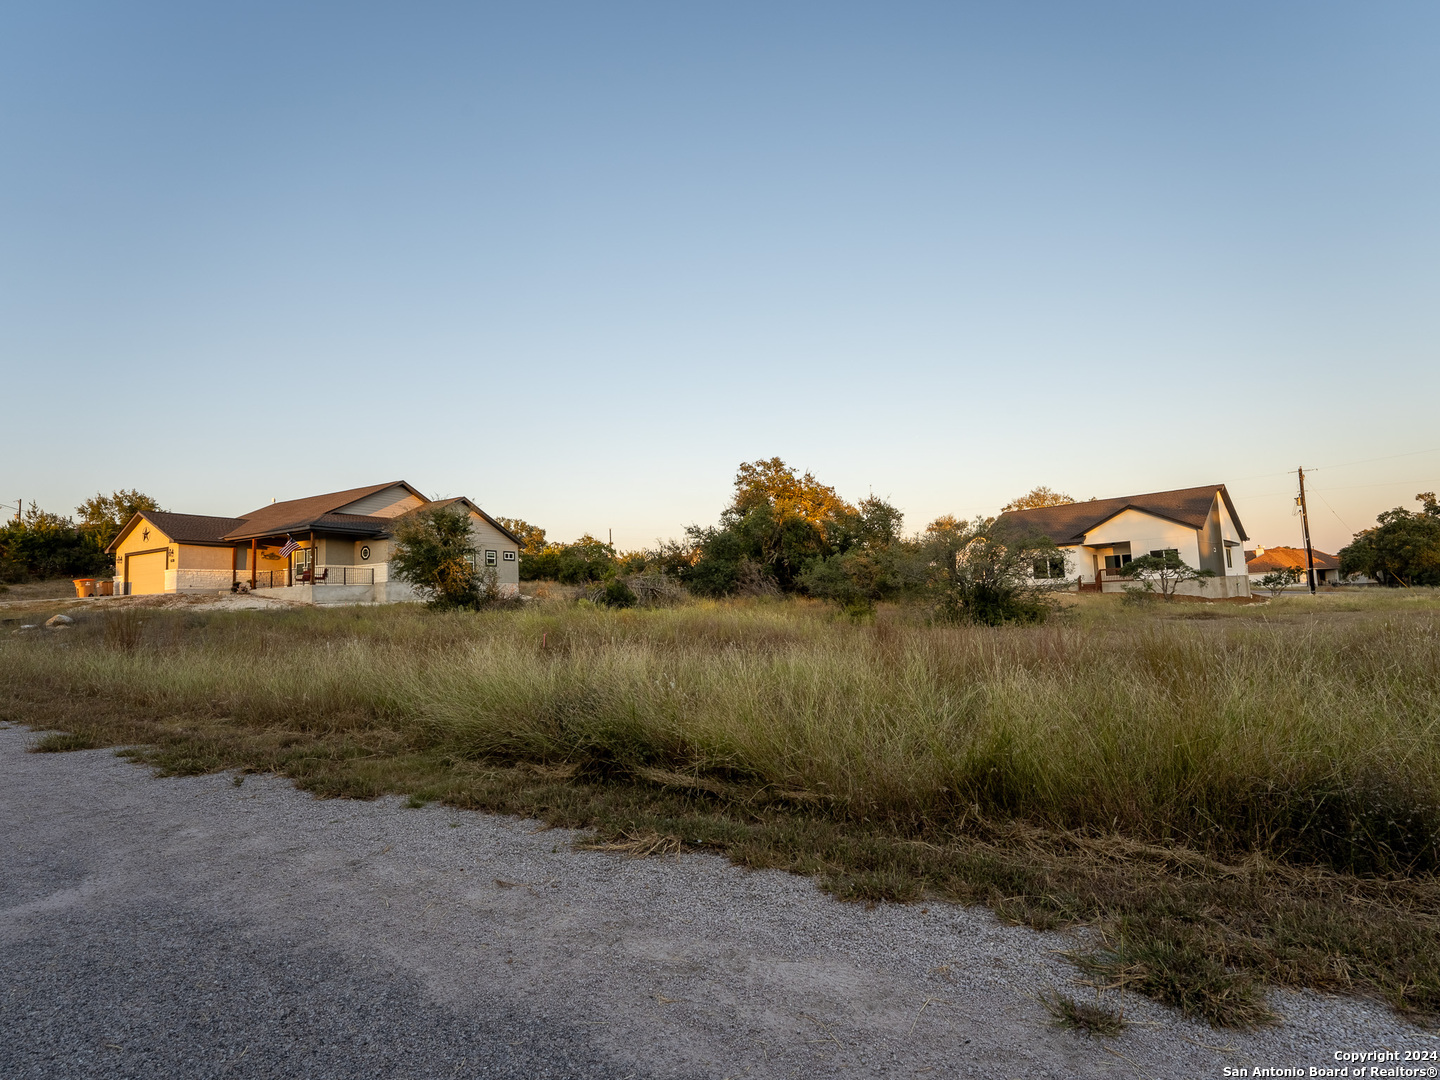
[278,537,300,559]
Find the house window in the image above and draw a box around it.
[1149,549,1179,559]
[1226,548,1233,568]
[485,550,498,567]
[1104,554,1132,569]
[502,550,516,562]
[1032,556,1065,579]
[463,552,477,571]
[359,545,371,562]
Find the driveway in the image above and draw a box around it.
[0,724,1429,1079]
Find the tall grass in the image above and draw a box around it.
[6,594,1438,874]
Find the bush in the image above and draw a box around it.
[390,505,488,610]
[520,534,617,583]
[1257,567,1301,597]
[927,519,1066,626]
[0,507,112,582]
[1340,494,1440,587]
[1118,552,1214,600]
[601,577,637,608]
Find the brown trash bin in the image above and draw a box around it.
[72,578,96,598]
[96,580,114,596]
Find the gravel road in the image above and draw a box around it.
[1,723,1433,1079]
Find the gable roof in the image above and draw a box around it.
[423,497,523,546]
[106,510,248,553]
[221,481,428,541]
[1246,545,1339,572]
[105,482,520,551]
[994,484,1248,545]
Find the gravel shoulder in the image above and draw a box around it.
[1,724,1433,1079]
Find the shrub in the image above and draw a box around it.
[0,506,112,582]
[1340,494,1440,587]
[1257,567,1301,597]
[927,519,1066,626]
[390,505,486,609]
[600,577,637,608]
[1118,552,1214,600]
[521,534,617,583]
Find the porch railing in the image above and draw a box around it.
[249,565,377,589]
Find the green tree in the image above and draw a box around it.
[1001,486,1075,512]
[77,489,164,551]
[680,459,864,595]
[390,504,490,609]
[731,457,850,523]
[519,534,618,583]
[0,502,113,581]
[1257,566,1301,597]
[1118,551,1215,600]
[797,496,917,614]
[928,517,1067,625]
[1339,493,1440,587]
[495,517,548,556]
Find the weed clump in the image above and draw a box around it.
[29,731,101,753]
[1038,990,1126,1036]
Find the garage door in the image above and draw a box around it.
[127,551,166,595]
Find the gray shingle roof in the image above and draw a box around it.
[994,484,1248,544]
[110,511,247,550]
[222,481,424,540]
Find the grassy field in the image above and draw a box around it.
[2,589,1438,1027]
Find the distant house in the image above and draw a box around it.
[106,481,521,602]
[994,484,1252,598]
[1244,545,1348,587]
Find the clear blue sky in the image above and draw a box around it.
[3,3,1437,553]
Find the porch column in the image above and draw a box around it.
[250,539,257,589]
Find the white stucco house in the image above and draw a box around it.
[995,484,1252,598]
[107,481,522,603]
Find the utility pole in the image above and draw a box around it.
[1297,467,1317,595]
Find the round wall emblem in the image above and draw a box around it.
[360,545,371,561]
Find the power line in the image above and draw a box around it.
[1227,445,1440,486]
[1309,488,1353,534]
[1313,445,1440,473]
[1233,474,1439,500]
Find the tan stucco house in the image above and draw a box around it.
[995,484,1252,597]
[106,481,521,602]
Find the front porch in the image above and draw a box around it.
[157,559,419,604]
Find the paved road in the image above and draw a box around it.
[0,725,1429,1079]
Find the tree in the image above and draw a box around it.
[679,459,865,595]
[390,504,491,609]
[928,518,1068,625]
[731,457,850,524]
[76,489,163,551]
[1256,566,1301,598]
[494,517,548,556]
[1118,551,1215,600]
[0,502,114,582]
[797,497,919,615]
[1339,494,1440,587]
[518,534,617,583]
[1001,486,1075,513]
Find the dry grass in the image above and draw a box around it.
[2,588,1438,1027]
[1038,989,1126,1036]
